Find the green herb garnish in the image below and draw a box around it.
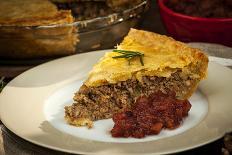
[112,49,144,66]
[0,77,6,93]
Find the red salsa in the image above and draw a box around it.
[111,91,191,138]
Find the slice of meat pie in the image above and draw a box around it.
[65,29,208,128]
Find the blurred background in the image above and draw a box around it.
[0,0,231,78]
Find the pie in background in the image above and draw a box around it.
[0,0,76,59]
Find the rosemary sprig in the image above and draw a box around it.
[112,49,144,66]
[0,77,6,93]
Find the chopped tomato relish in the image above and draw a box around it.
[111,91,191,138]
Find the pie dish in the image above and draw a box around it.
[65,29,208,128]
[0,0,147,59]
[0,0,76,59]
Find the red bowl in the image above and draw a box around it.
[158,0,232,47]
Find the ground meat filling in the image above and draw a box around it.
[54,0,143,21]
[65,70,198,122]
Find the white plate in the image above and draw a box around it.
[0,49,232,155]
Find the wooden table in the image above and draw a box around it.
[0,2,232,155]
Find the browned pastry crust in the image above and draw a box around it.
[0,27,77,59]
[0,28,77,59]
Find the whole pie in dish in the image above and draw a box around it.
[65,29,208,128]
[0,0,76,59]
[0,0,73,26]
[0,0,146,59]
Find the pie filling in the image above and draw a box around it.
[54,1,113,21]
[65,70,199,127]
[52,0,143,21]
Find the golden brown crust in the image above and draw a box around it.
[0,25,78,59]
[0,34,77,59]
[0,0,73,26]
[85,29,208,87]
